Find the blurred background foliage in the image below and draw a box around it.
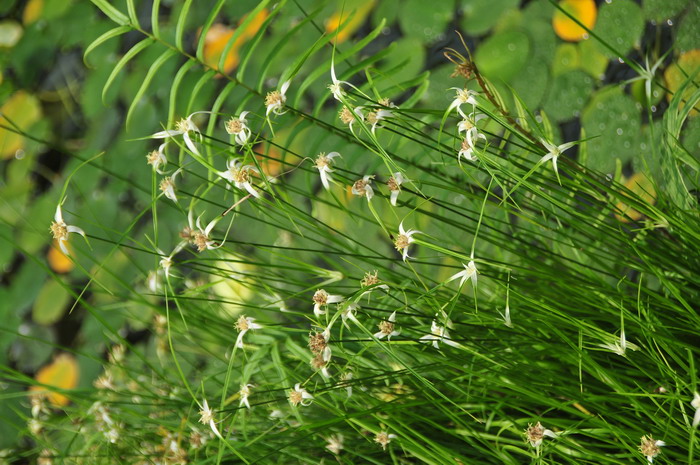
[0,0,698,452]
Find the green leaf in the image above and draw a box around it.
[102,37,154,104]
[642,0,690,22]
[175,0,194,52]
[594,0,644,59]
[126,48,178,130]
[542,70,595,122]
[89,0,130,26]
[32,278,71,325]
[581,86,642,173]
[83,25,131,68]
[474,30,530,83]
[460,0,520,36]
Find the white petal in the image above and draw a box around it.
[58,239,70,256]
[390,190,399,206]
[54,204,63,223]
[244,182,261,199]
[183,132,199,156]
[66,225,86,237]
[151,130,183,139]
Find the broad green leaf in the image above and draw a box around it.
[474,30,530,83]
[593,0,644,59]
[32,278,71,325]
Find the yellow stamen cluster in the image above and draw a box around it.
[377,320,395,336]
[175,118,191,133]
[232,166,251,184]
[50,221,68,241]
[339,107,355,125]
[366,111,378,125]
[394,234,409,251]
[361,270,379,287]
[193,231,209,252]
[146,150,162,167]
[265,90,284,107]
[225,117,243,134]
[374,432,392,450]
[288,389,303,406]
[315,153,329,169]
[235,315,250,332]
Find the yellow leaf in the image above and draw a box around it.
[47,239,75,273]
[201,9,269,77]
[23,0,44,25]
[614,172,656,223]
[664,49,700,117]
[325,0,376,44]
[0,91,42,159]
[553,0,597,42]
[30,353,79,407]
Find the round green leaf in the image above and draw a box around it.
[474,30,530,83]
[552,43,580,76]
[398,0,452,43]
[32,279,71,326]
[676,3,700,53]
[542,70,595,122]
[582,86,642,173]
[594,0,644,59]
[642,0,690,22]
[460,0,520,36]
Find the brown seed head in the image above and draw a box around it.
[526,422,544,444]
[313,289,329,306]
[639,435,663,460]
[352,178,369,197]
[308,331,327,355]
[193,231,209,252]
[387,176,400,191]
[310,353,327,371]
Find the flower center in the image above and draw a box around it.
[288,390,303,406]
[159,177,174,194]
[313,289,328,306]
[366,111,378,125]
[339,107,355,125]
[353,179,368,196]
[175,118,192,133]
[265,90,284,107]
[310,353,327,370]
[147,150,163,167]
[308,331,327,355]
[387,177,400,191]
[526,424,544,443]
[315,153,329,169]
[193,231,209,252]
[361,271,379,287]
[50,221,68,241]
[461,139,471,151]
[394,234,409,250]
[232,167,251,184]
[225,118,244,134]
[378,320,395,335]
[235,315,250,332]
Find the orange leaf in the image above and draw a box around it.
[614,173,656,223]
[30,353,79,407]
[201,9,269,77]
[47,239,74,274]
[553,0,597,43]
